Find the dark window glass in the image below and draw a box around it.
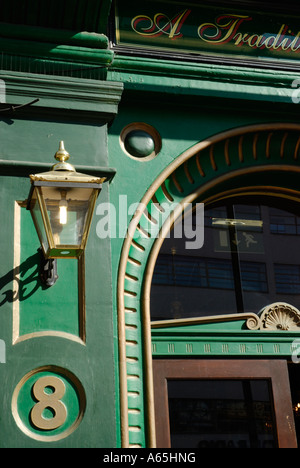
[151,197,300,321]
[241,262,268,293]
[152,256,267,293]
[168,379,277,449]
[270,208,300,235]
[275,264,300,294]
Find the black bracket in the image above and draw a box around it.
[0,98,40,114]
[39,248,58,288]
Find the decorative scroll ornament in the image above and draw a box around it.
[259,303,300,331]
[245,315,261,331]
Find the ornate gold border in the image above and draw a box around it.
[117,123,300,447]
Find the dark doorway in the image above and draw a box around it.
[288,364,300,447]
[153,360,297,448]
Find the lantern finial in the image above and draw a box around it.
[52,141,75,172]
[55,141,70,163]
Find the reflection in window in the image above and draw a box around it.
[275,264,300,294]
[151,198,300,322]
[153,256,268,293]
[168,379,277,449]
[242,262,268,293]
[270,208,300,235]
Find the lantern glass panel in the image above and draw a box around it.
[40,186,95,248]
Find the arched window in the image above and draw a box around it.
[117,124,300,447]
[151,196,300,322]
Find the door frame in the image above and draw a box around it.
[153,359,297,448]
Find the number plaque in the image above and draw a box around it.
[12,366,86,442]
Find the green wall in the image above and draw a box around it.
[0,72,123,447]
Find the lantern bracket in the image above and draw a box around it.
[39,248,58,288]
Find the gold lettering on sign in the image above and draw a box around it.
[198,14,300,53]
[129,8,300,55]
[131,9,191,39]
[198,14,251,45]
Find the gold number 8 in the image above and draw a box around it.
[31,376,67,431]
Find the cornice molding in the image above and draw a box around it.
[109,55,299,105]
[0,71,124,121]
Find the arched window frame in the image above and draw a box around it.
[117,123,300,448]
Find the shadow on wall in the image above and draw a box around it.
[0,250,45,307]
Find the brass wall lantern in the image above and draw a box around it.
[27,142,103,284]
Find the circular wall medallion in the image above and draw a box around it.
[120,123,162,160]
[12,366,86,442]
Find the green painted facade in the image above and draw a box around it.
[1,0,300,448]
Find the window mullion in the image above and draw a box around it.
[227,204,245,313]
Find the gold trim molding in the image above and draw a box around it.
[151,313,261,330]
